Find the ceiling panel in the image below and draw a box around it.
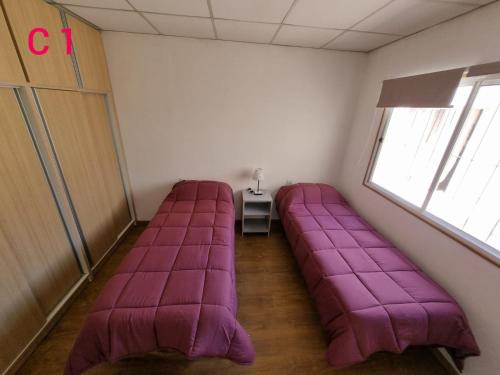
[56,0,132,10]
[215,20,279,43]
[211,0,294,23]
[145,13,214,38]
[57,0,490,52]
[128,0,210,17]
[286,0,392,29]
[354,0,475,36]
[325,31,400,52]
[273,25,342,48]
[65,6,157,33]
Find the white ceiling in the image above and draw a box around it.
[49,0,496,52]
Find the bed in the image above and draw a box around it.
[275,183,479,370]
[65,180,255,375]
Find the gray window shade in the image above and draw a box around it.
[377,68,465,108]
[467,61,500,77]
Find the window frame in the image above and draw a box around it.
[365,75,500,266]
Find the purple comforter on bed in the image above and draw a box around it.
[65,181,255,374]
[276,183,479,370]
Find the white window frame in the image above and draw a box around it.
[365,74,500,266]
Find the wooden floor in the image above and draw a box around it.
[19,224,448,375]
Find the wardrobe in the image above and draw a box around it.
[0,0,134,373]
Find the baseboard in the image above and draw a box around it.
[431,348,459,375]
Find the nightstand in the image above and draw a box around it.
[241,190,273,236]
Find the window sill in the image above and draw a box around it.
[363,181,500,267]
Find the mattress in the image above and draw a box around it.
[275,183,479,370]
[65,180,255,374]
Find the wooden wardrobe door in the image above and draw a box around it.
[36,89,130,264]
[68,16,112,91]
[3,0,77,87]
[0,6,25,83]
[82,93,131,234]
[0,88,81,315]
[0,229,45,374]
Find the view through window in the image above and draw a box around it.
[369,79,500,259]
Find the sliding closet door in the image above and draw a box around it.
[82,94,131,233]
[0,88,81,315]
[67,15,112,91]
[3,0,77,87]
[36,89,131,265]
[0,229,45,373]
[0,6,25,83]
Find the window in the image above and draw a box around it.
[367,77,500,262]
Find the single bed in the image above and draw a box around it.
[65,180,255,375]
[275,183,479,370]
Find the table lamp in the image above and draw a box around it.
[252,168,264,195]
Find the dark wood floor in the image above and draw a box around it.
[18,225,448,375]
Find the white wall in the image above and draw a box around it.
[103,32,366,220]
[339,2,500,374]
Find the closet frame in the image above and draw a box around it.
[0,84,136,273]
[0,83,135,375]
[0,82,86,375]
[0,2,136,373]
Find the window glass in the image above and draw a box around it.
[427,84,500,250]
[371,86,472,206]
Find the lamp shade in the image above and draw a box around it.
[252,168,264,181]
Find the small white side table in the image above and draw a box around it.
[241,190,273,236]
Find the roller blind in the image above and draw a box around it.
[467,61,500,77]
[377,68,465,108]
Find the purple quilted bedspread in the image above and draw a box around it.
[66,181,255,374]
[276,183,479,370]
